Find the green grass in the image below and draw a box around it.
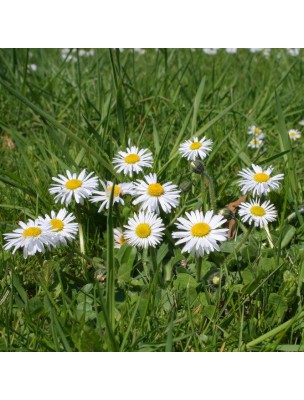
[1,48,304,351]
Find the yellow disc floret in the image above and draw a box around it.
[50,219,64,232]
[135,223,151,238]
[65,179,82,190]
[147,183,164,197]
[191,222,211,237]
[124,154,140,164]
[253,173,270,183]
[190,142,202,150]
[106,185,121,198]
[119,235,126,245]
[250,205,266,217]
[23,227,42,237]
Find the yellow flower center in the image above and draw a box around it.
[191,222,211,237]
[65,179,82,190]
[254,127,261,135]
[253,173,270,183]
[250,205,266,216]
[50,219,64,232]
[106,185,121,198]
[23,227,42,237]
[135,223,151,238]
[124,154,140,164]
[119,235,126,245]
[190,142,202,150]
[289,131,296,137]
[147,183,164,197]
[252,139,259,145]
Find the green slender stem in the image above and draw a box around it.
[78,222,85,255]
[150,247,158,276]
[106,184,115,332]
[204,170,217,211]
[196,257,202,283]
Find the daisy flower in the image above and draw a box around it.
[203,48,218,55]
[286,48,300,57]
[248,137,264,149]
[298,120,304,126]
[112,145,153,177]
[132,173,180,214]
[90,180,133,212]
[114,227,127,248]
[226,48,238,54]
[124,211,165,248]
[38,209,78,246]
[238,164,284,197]
[288,129,301,141]
[238,199,277,228]
[3,219,56,259]
[49,169,99,206]
[179,136,213,161]
[172,210,228,257]
[248,125,265,138]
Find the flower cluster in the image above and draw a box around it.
[237,164,284,227]
[247,125,265,149]
[3,132,284,262]
[3,209,78,259]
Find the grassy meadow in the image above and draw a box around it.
[0,48,304,352]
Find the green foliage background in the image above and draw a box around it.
[0,48,304,351]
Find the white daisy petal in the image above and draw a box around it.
[49,169,99,206]
[3,218,57,259]
[172,210,228,257]
[112,145,153,177]
[124,211,165,248]
[238,199,277,228]
[238,164,284,197]
[38,209,78,247]
[132,173,180,214]
[179,136,213,161]
[288,129,301,141]
[90,180,132,212]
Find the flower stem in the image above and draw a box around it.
[150,247,158,276]
[78,222,86,255]
[196,257,202,283]
[204,169,217,211]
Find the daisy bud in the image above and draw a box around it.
[190,160,205,174]
[179,180,192,193]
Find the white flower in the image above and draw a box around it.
[248,125,265,138]
[112,145,153,177]
[238,164,284,197]
[262,48,271,58]
[286,48,300,57]
[28,64,37,72]
[132,173,180,214]
[288,129,301,141]
[134,48,146,54]
[250,48,262,53]
[298,120,304,126]
[248,137,264,149]
[226,48,237,54]
[49,169,99,206]
[172,210,228,257]
[124,211,165,248]
[3,219,56,259]
[90,180,133,212]
[203,48,218,55]
[114,227,127,248]
[179,136,213,161]
[38,209,78,246]
[238,199,277,228]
